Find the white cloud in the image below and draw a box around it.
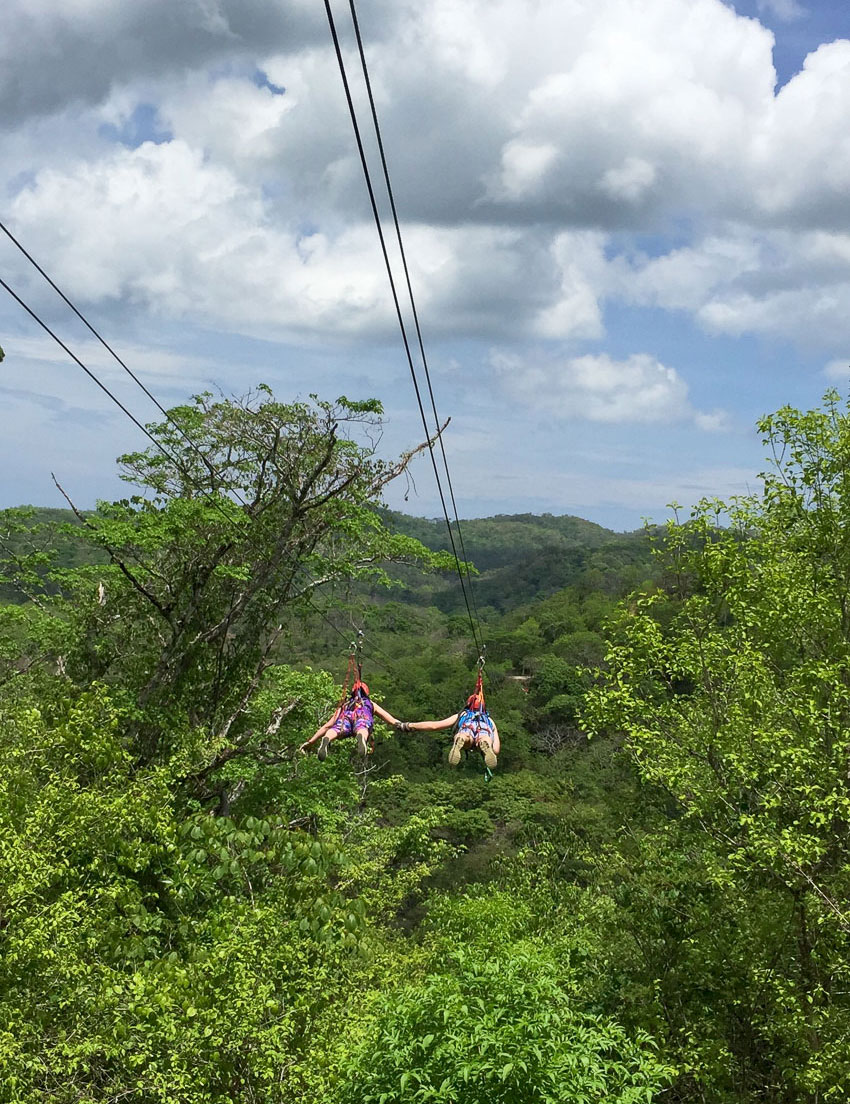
[5,139,397,338]
[0,0,332,126]
[824,358,850,381]
[492,349,727,429]
[498,142,560,200]
[484,0,775,224]
[3,0,850,353]
[616,235,762,312]
[600,158,657,204]
[757,0,807,25]
[694,408,732,432]
[533,232,607,340]
[8,140,604,344]
[751,42,850,227]
[617,228,850,346]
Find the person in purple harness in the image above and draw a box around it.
[299,681,399,760]
[398,692,499,770]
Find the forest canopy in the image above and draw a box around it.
[2,387,850,1102]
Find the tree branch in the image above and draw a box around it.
[51,475,173,624]
[368,416,451,496]
[189,697,302,784]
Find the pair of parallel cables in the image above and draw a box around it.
[0,221,390,668]
[323,0,485,665]
[0,4,485,664]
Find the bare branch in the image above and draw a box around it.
[217,623,289,743]
[368,416,451,496]
[51,474,173,624]
[189,697,302,785]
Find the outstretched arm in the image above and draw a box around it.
[299,711,339,752]
[372,702,399,726]
[405,713,460,732]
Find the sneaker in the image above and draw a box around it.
[317,734,331,761]
[356,730,369,757]
[448,733,466,767]
[478,737,497,770]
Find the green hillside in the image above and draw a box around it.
[2,504,656,615]
[380,507,655,612]
[3,388,850,1103]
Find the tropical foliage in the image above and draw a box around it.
[4,386,850,1102]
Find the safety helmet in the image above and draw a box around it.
[352,680,370,697]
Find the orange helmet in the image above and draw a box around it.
[467,693,484,710]
[352,680,370,697]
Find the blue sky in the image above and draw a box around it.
[2,0,849,530]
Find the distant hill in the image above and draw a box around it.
[0,506,107,604]
[2,506,656,616]
[378,508,655,613]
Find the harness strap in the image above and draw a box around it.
[336,650,356,714]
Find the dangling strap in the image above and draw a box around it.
[337,652,355,713]
[340,629,366,712]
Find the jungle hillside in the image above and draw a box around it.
[3,386,850,1103]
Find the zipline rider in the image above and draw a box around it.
[300,680,399,760]
[398,688,499,771]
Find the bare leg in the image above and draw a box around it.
[478,733,498,769]
[448,730,472,767]
[318,728,344,760]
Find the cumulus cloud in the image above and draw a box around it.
[483,0,775,226]
[694,408,732,433]
[7,140,608,343]
[492,350,726,428]
[0,0,334,126]
[824,358,850,381]
[534,232,607,340]
[619,228,850,345]
[3,0,850,352]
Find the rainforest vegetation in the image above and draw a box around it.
[2,386,850,1103]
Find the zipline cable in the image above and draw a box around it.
[0,218,221,484]
[323,0,483,660]
[0,274,257,560]
[345,0,485,647]
[0,274,198,481]
[1,272,400,680]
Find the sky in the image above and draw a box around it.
[1,0,849,531]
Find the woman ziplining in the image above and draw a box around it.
[300,678,400,760]
[397,668,499,773]
[299,632,400,760]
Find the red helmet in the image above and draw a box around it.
[352,680,370,697]
[467,693,484,710]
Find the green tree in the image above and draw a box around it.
[0,675,381,1103]
[2,388,451,762]
[337,891,672,1104]
[586,391,850,1101]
